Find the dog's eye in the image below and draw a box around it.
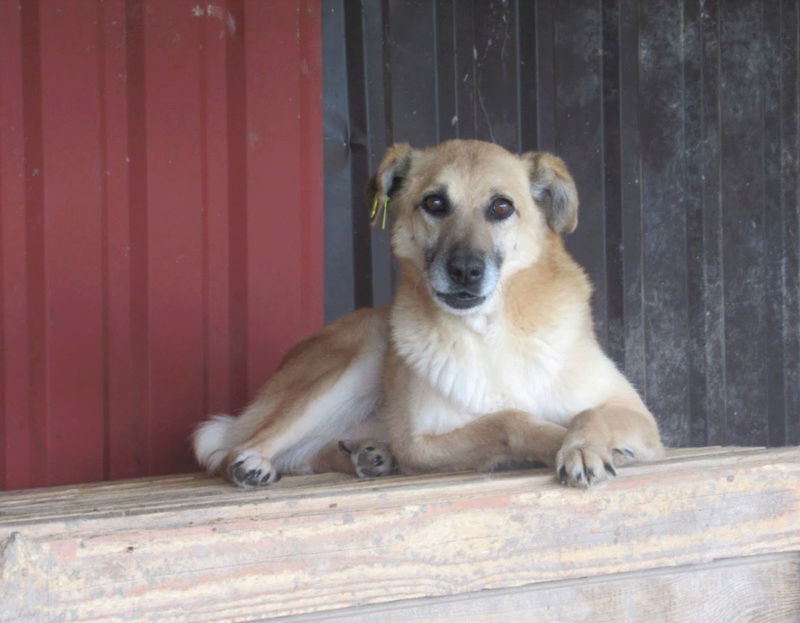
[488,198,515,221]
[422,195,448,217]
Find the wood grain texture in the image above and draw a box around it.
[1,448,798,621]
[300,554,800,623]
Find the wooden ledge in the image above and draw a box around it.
[1,447,799,621]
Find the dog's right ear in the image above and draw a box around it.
[521,152,579,234]
[367,143,415,208]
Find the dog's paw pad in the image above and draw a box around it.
[343,441,396,479]
[229,450,279,489]
[556,445,615,488]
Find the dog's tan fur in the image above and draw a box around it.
[193,139,663,489]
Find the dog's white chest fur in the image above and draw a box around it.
[391,309,607,435]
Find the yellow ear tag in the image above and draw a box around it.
[370,193,390,230]
[370,193,379,221]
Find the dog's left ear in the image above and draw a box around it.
[367,143,416,206]
[521,152,579,234]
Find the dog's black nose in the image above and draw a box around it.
[446,248,485,286]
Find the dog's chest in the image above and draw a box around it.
[393,319,574,424]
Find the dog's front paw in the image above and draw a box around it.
[339,440,396,479]
[228,449,280,489]
[556,442,618,488]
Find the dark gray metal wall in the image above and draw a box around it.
[322,0,800,448]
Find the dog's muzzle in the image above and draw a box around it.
[431,247,495,311]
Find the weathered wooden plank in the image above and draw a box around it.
[1,448,798,621]
[295,553,800,623]
[0,446,764,520]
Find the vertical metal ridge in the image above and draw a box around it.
[198,4,210,420]
[96,0,112,479]
[0,0,28,489]
[514,0,522,152]
[719,0,768,445]
[703,2,728,444]
[343,0,372,310]
[381,0,394,146]
[226,0,248,411]
[469,0,477,139]
[364,0,393,307]
[534,0,556,151]
[618,0,645,396]
[298,0,324,331]
[684,0,708,446]
[21,0,47,486]
[601,0,624,368]
[433,0,441,143]
[0,68,4,488]
[125,0,150,472]
[781,0,800,444]
[763,0,788,446]
[452,0,461,140]
[516,0,538,151]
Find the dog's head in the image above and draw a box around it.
[371,140,578,315]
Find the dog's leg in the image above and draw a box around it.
[309,441,358,476]
[203,309,388,489]
[220,372,344,488]
[393,410,567,474]
[221,363,384,488]
[556,404,663,488]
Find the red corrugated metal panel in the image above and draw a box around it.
[0,0,323,490]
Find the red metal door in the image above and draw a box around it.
[0,0,323,489]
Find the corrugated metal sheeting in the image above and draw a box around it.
[0,0,323,489]
[323,0,800,448]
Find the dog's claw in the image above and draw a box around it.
[614,447,635,460]
[556,444,617,488]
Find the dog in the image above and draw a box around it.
[193,139,663,489]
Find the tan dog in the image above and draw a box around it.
[193,140,663,489]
